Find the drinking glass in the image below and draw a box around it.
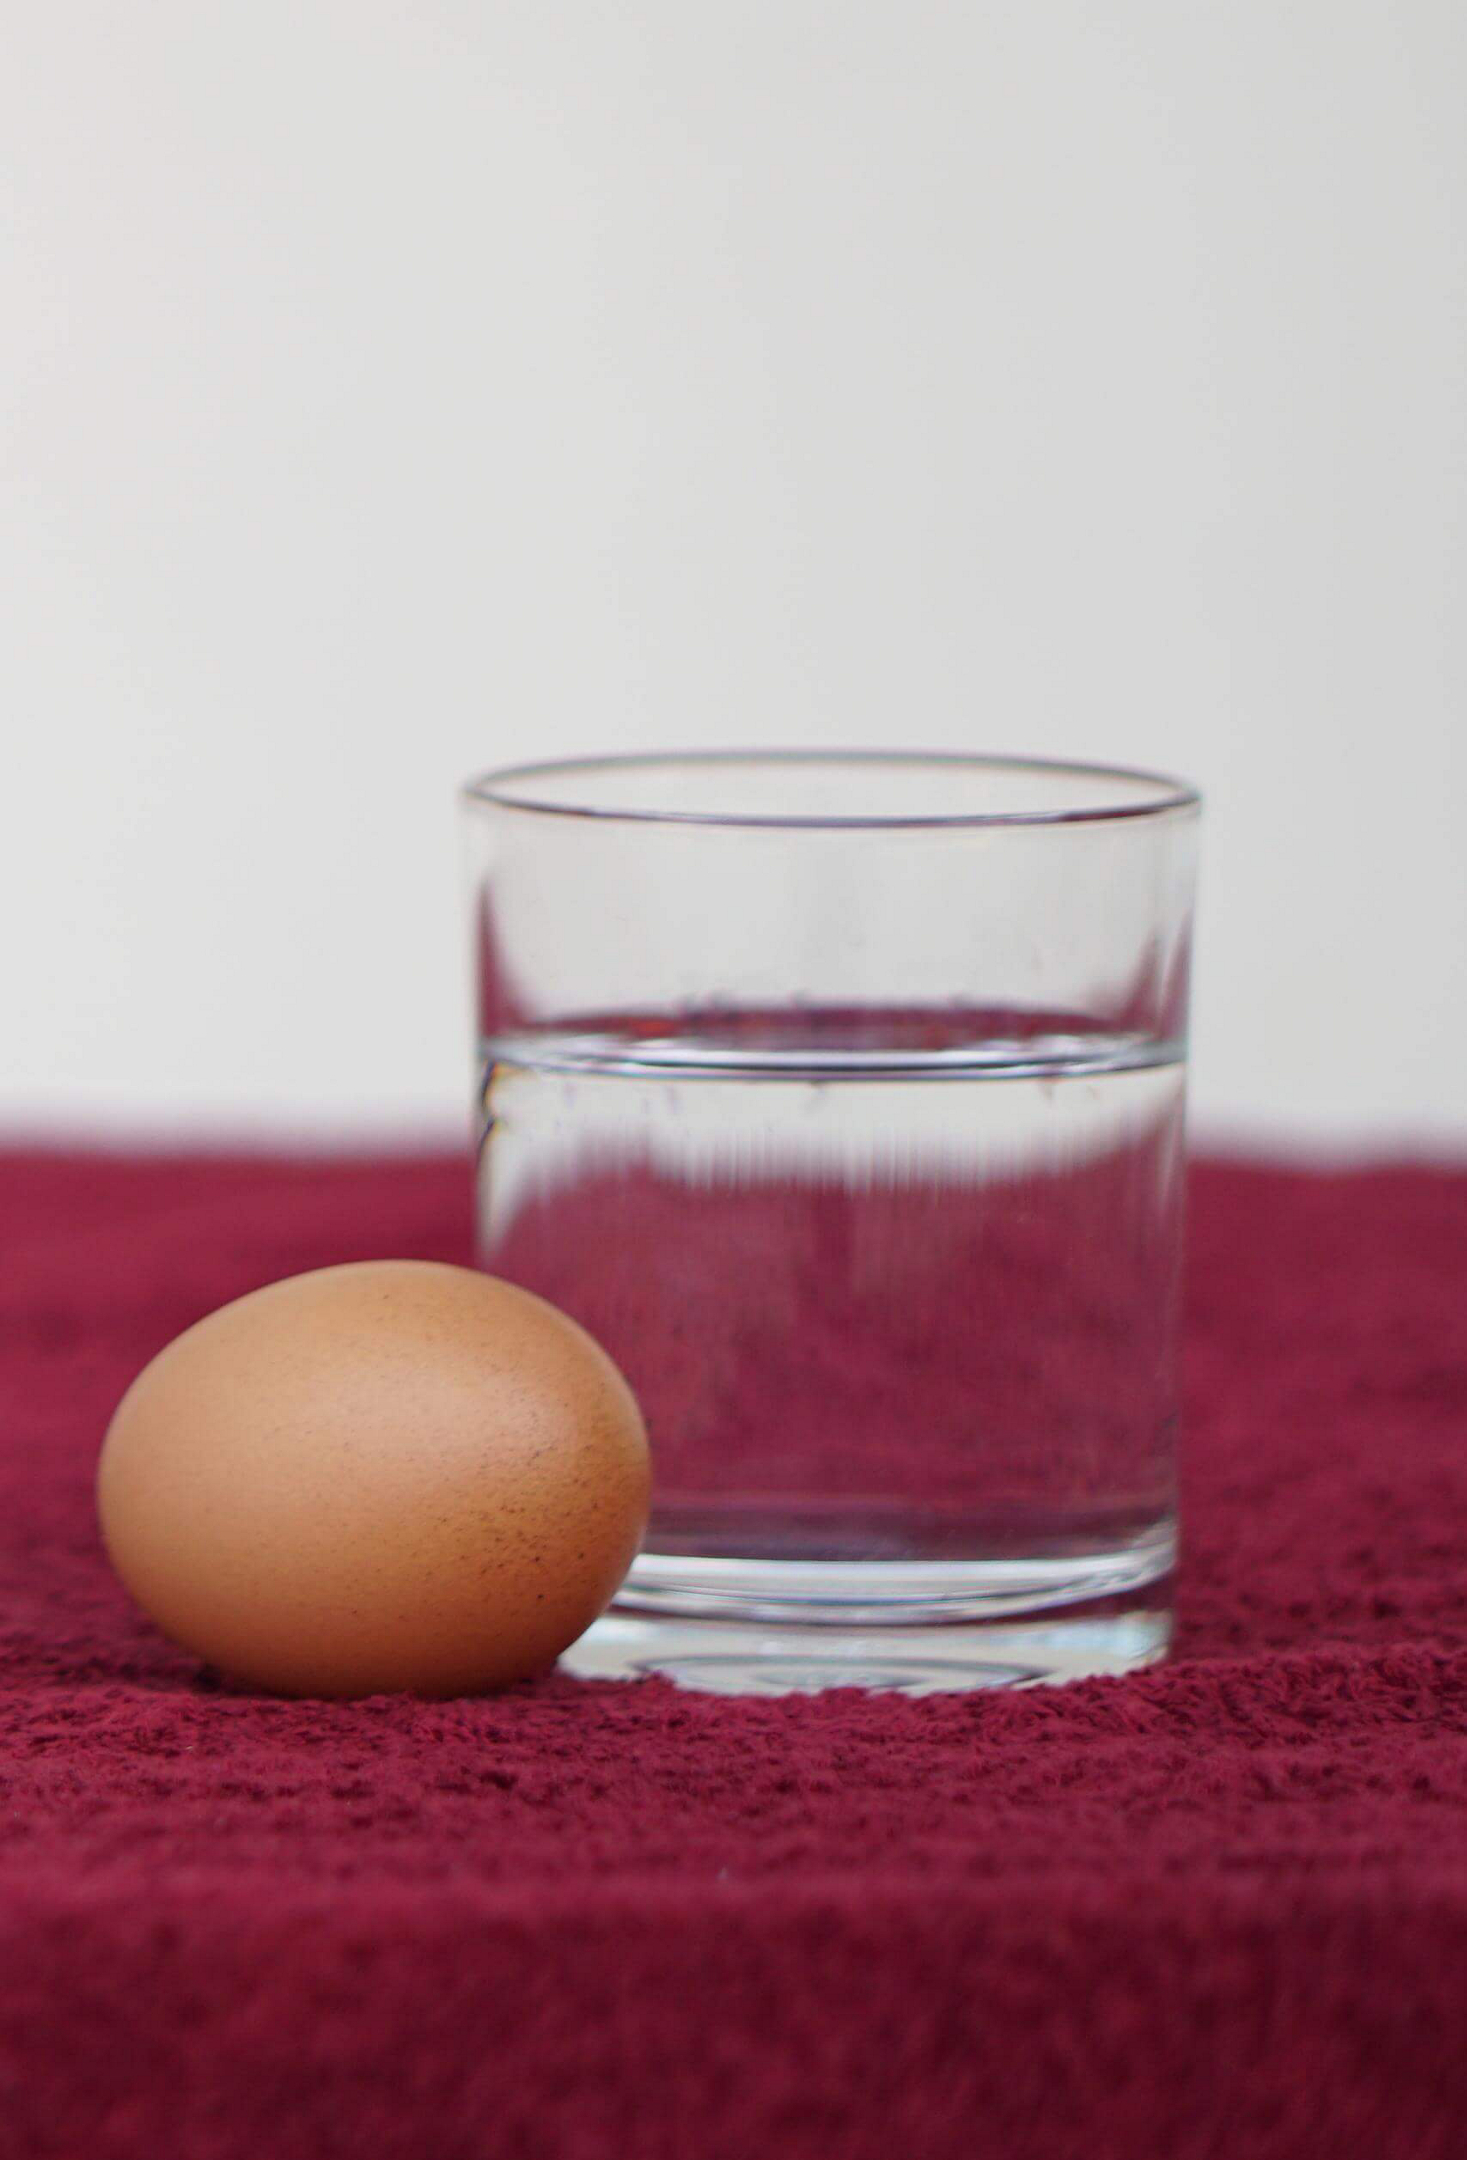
[463,752,1200,1694]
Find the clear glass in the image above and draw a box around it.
[462,752,1200,1694]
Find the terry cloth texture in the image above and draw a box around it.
[0,1149,1464,2160]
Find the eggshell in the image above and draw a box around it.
[96,1260,650,1697]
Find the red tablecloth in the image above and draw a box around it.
[2,1149,1464,2160]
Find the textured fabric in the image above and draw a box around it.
[1,1148,1465,2160]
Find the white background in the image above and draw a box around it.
[3,3,1464,1148]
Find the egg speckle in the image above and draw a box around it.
[96,1260,650,1697]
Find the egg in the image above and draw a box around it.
[96,1260,650,1697]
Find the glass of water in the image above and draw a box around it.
[463,752,1200,1694]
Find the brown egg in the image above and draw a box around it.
[96,1261,650,1698]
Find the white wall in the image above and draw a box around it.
[3,3,1464,1147]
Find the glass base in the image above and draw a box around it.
[561,1533,1174,1695]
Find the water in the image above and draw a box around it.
[476,1012,1184,1692]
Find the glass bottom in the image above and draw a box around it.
[561,1527,1174,1695]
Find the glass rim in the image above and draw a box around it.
[460,749,1201,832]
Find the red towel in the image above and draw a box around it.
[1,1149,1464,2159]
